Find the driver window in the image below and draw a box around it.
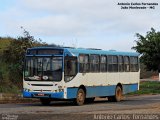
[64,56,77,82]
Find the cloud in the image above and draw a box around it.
[19,0,160,35]
[0,0,160,50]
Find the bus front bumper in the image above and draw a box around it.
[23,91,64,99]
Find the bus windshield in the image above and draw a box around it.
[24,57,62,81]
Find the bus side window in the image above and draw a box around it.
[130,56,139,72]
[66,60,71,73]
[108,55,112,72]
[79,54,89,73]
[113,56,118,72]
[118,56,124,72]
[108,55,118,72]
[124,56,130,72]
[100,55,107,72]
[64,56,77,77]
[90,55,100,72]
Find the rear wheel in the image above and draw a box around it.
[115,86,122,102]
[108,86,122,102]
[74,88,86,106]
[40,98,51,105]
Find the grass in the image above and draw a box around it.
[129,81,160,95]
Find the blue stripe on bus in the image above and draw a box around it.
[86,86,116,97]
[67,83,138,99]
[122,83,138,94]
[23,83,138,99]
[67,88,79,99]
[51,92,64,98]
[23,91,32,98]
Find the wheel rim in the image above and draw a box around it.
[76,89,86,105]
[116,87,122,100]
[78,91,84,103]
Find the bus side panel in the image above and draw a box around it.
[122,83,138,94]
[66,86,116,99]
[67,88,78,99]
[86,85,116,98]
[66,83,138,99]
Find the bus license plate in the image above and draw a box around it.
[38,93,44,96]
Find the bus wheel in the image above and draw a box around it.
[108,86,122,102]
[40,98,51,105]
[75,88,86,106]
[115,86,122,102]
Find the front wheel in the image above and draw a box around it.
[40,98,51,105]
[74,88,86,106]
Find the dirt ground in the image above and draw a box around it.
[0,94,160,120]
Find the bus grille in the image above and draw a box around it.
[33,90,52,92]
[31,84,53,86]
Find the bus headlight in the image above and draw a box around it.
[52,89,64,92]
[24,88,31,92]
[58,86,62,89]
[59,89,64,92]
[24,88,28,91]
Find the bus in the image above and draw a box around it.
[23,47,140,105]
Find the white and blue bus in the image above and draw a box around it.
[23,47,140,105]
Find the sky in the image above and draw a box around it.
[0,0,160,51]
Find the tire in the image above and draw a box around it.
[74,88,86,106]
[40,98,51,105]
[114,86,122,102]
[85,97,95,103]
[108,86,122,102]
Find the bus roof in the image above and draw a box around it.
[27,47,139,56]
[65,48,139,56]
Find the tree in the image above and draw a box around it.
[132,28,160,80]
[2,27,47,87]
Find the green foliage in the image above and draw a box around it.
[0,84,20,94]
[132,28,160,71]
[0,37,11,54]
[129,81,160,95]
[1,27,47,88]
[0,38,12,85]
